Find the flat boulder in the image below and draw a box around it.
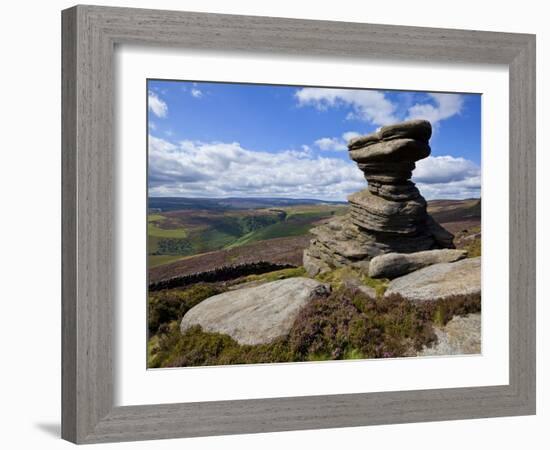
[180,277,331,345]
[384,257,480,302]
[369,249,467,279]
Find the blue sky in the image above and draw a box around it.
[148,79,481,200]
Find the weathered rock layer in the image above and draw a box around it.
[304,120,454,276]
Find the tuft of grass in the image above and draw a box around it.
[315,267,357,289]
[465,238,481,258]
[360,274,390,297]
[316,267,389,298]
[243,266,306,283]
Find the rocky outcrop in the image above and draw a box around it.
[180,277,331,345]
[418,313,481,356]
[384,257,481,302]
[304,120,454,276]
[368,249,467,279]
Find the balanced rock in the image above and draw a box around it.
[180,277,331,345]
[369,249,467,279]
[384,257,481,302]
[304,120,454,276]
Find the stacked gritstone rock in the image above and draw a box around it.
[304,119,455,277]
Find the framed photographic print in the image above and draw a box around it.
[62,5,536,444]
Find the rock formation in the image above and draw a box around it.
[383,257,481,302]
[180,277,331,345]
[368,249,467,279]
[304,119,455,276]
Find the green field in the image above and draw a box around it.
[147,204,346,268]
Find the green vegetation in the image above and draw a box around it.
[464,236,481,258]
[148,254,190,268]
[148,267,481,368]
[148,214,166,222]
[148,283,224,335]
[224,210,337,249]
[242,266,306,283]
[148,285,438,368]
[315,267,389,297]
[147,222,188,239]
[147,206,344,267]
[360,274,390,297]
[453,225,482,258]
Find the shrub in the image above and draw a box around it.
[147,283,223,335]
[148,283,481,368]
[289,287,437,359]
[150,323,294,368]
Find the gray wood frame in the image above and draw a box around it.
[62,4,536,444]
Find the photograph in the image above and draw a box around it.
[146,80,482,368]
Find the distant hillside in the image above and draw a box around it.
[148,203,347,268]
[147,198,481,273]
[427,198,481,224]
[148,196,347,212]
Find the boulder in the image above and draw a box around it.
[384,257,481,302]
[419,313,481,356]
[369,249,467,279]
[180,277,331,345]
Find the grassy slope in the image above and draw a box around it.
[148,205,345,268]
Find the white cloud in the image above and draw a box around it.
[148,136,480,201]
[414,155,480,184]
[413,155,480,199]
[342,131,361,142]
[406,93,464,124]
[148,91,168,118]
[295,88,398,126]
[191,88,203,98]
[314,137,347,151]
[314,131,361,152]
[296,88,464,128]
[148,135,365,200]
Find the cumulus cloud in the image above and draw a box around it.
[295,88,398,126]
[148,91,168,118]
[406,93,464,124]
[191,88,203,98]
[314,137,347,151]
[148,135,365,200]
[148,135,480,201]
[314,131,361,151]
[413,155,480,199]
[414,155,480,184]
[296,88,464,128]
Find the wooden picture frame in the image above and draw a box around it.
[62,5,536,444]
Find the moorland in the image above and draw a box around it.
[147,197,481,368]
